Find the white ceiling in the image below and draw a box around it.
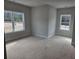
[9,0,75,8]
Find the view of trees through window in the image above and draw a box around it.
[4,10,25,33]
[14,12,23,22]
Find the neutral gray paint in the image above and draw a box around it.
[5,1,31,42]
[48,6,56,38]
[55,7,75,38]
[32,5,56,38]
[72,18,75,46]
[31,5,49,38]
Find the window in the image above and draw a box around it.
[4,10,25,33]
[60,14,71,31]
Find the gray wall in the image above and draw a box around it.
[32,5,56,38]
[55,7,75,38]
[5,1,31,42]
[72,18,75,46]
[31,5,49,38]
[48,6,56,38]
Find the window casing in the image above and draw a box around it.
[4,10,25,33]
[60,14,71,31]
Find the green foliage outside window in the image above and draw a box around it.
[14,14,22,22]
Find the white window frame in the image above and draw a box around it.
[60,14,71,31]
[4,10,25,33]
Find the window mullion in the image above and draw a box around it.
[12,11,15,32]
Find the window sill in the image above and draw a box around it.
[5,30,25,35]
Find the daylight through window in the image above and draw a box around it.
[4,10,25,33]
[60,15,71,31]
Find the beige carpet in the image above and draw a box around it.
[6,36,75,59]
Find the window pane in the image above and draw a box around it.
[61,22,69,26]
[14,12,24,31]
[4,22,13,33]
[4,10,13,33]
[60,25,69,30]
[60,25,66,30]
[14,22,24,31]
[60,15,71,31]
[62,16,70,22]
[62,19,69,22]
[4,11,12,21]
[65,26,69,30]
[14,12,23,22]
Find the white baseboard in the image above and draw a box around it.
[32,33,55,39]
[33,33,48,38]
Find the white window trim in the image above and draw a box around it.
[60,14,71,31]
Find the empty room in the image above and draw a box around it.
[4,0,75,59]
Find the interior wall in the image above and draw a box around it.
[55,7,75,38]
[48,6,56,38]
[31,5,56,38]
[31,5,49,38]
[72,17,75,46]
[5,1,31,42]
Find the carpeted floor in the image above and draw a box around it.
[6,36,75,59]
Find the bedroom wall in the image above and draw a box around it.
[31,5,49,38]
[72,18,75,46]
[32,5,56,38]
[48,6,56,38]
